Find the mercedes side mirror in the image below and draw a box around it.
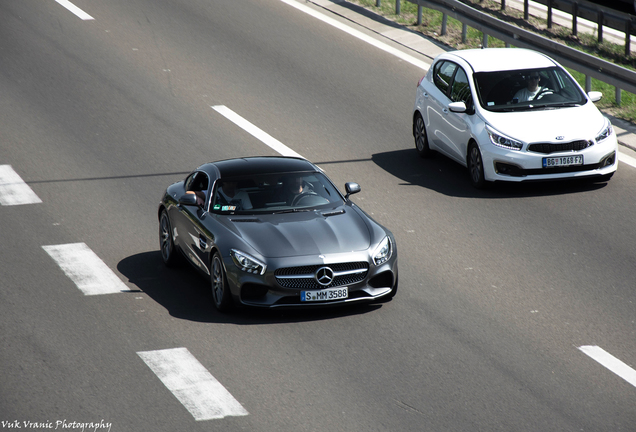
[178,193,198,206]
[344,182,361,199]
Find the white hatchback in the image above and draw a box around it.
[412,48,618,188]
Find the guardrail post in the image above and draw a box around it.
[396,0,401,15]
[598,11,604,43]
[441,13,448,36]
[572,2,578,36]
[482,32,489,47]
[524,0,529,20]
[625,19,632,56]
[501,0,506,10]
[616,88,622,106]
[417,5,423,25]
[462,23,467,43]
[547,0,553,29]
[376,0,380,7]
[585,75,591,93]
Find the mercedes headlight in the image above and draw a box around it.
[486,125,523,151]
[373,237,392,266]
[230,249,266,275]
[595,117,613,143]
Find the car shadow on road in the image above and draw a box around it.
[372,148,609,198]
[117,251,383,325]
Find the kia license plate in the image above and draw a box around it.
[543,155,583,168]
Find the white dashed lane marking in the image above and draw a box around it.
[55,0,94,20]
[618,151,636,169]
[0,165,42,206]
[42,242,129,295]
[212,105,304,158]
[137,347,249,421]
[579,345,636,388]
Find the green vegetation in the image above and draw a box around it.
[348,0,636,123]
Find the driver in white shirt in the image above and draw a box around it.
[513,73,543,102]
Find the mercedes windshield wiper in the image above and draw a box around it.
[271,208,312,214]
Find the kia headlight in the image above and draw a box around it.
[595,117,613,143]
[373,237,392,266]
[486,125,523,151]
[230,249,266,275]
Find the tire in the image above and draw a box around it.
[467,143,486,189]
[413,113,432,158]
[159,210,179,267]
[210,251,233,312]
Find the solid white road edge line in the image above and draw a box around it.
[618,151,636,169]
[55,0,94,20]
[212,105,305,158]
[137,347,249,421]
[579,345,636,388]
[0,165,42,206]
[280,0,430,71]
[42,243,128,295]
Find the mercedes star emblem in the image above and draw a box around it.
[315,267,334,286]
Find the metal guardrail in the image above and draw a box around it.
[525,0,636,48]
[405,0,636,99]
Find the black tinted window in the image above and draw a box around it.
[450,67,472,109]
[473,66,586,111]
[185,172,209,192]
[434,61,457,95]
[211,172,344,214]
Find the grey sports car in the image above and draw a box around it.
[158,156,398,311]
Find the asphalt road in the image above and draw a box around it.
[2,0,636,431]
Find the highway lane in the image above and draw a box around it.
[1,0,636,430]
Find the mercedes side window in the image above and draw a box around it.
[184,171,210,208]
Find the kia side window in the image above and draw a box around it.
[433,61,457,95]
[450,67,473,111]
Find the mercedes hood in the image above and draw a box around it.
[218,207,374,258]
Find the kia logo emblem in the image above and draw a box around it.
[315,267,334,286]
[556,136,565,140]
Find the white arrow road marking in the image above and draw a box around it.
[137,347,249,421]
[0,165,42,206]
[55,0,94,20]
[42,243,128,295]
[579,345,636,388]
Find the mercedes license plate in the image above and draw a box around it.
[543,155,583,168]
[301,287,348,302]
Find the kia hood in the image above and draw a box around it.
[481,103,607,143]
[219,208,373,258]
